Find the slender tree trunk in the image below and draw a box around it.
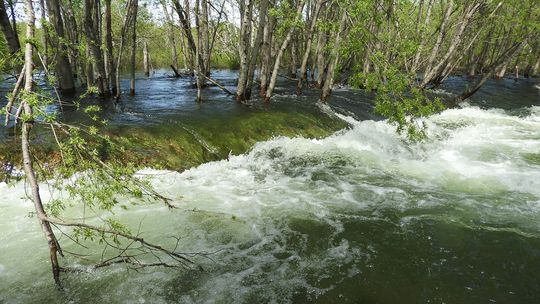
[297,0,323,94]
[130,0,139,96]
[21,0,62,285]
[84,0,109,96]
[115,0,135,100]
[194,0,203,102]
[39,0,48,67]
[160,0,179,70]
[532,56,540,77]
[421,3,480,88]
[320,11,347,102]
[259,15,275,97]
[0,0,20,54]
[421,1,453,85]
[235,0,253,102]
[315,30,327,88]
[495,63,507,79]
[290,39,297,78]
[411,0,433,72]
[105,0,116,95]
[63,0,80,79]
[244,0,269,100]
[172,0,204,74]
[200,0,210,76]
[265,0,306,102]
[85,46,94,91]
[143,41,150,76]
[46,0,76,94]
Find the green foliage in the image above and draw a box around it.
[350,53,444,141]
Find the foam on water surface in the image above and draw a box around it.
[1,105,540,303]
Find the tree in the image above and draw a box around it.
[0,0,20,55]
[45,0,76,94]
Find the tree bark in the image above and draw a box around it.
[411,0,433,72]
[235,0,253,102]
[199,0,210,76]
[244,0,269,100]
[314,29,327,89]
[105,0,116,95]
[160,0,179,70]
[0,0,20,54]
[171,0,204,74]
[130,0,138,96]
[264,0,306,102]
[84,0,110,96]
[421,2,480,88]
[63,0,80,79]
[420,1,453,85]
[21,0,62,285]
[38,0,48,67]
[320,11,347,102]
[296,0,323,94]
[114,0,136,100]
[290,38,297,78]
[259,15,275,97]
[143,41,150,77]
[46,0,76,94]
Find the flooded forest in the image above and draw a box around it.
[1,0,540,302]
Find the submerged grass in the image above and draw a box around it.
[0,108,348,173]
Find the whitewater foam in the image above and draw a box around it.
[1,105,540,303]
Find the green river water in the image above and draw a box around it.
[0,71,539,303]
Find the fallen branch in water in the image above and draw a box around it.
[198,72,234,95]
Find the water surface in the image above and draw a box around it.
[0,71,539,303]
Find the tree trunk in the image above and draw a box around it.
[105,0,116,95]
[244,0,269,100]
[320,11,347,102]
[235,0,253,102]
[85,45,94,91]
[115,0,136,100]
[296,0,323,95]
[38,0,48,67]
[290,38,297,78]
[160,0,179,70]
[21,0,62,285]
[63,0,80,79]
[495,63,507,79]
[143,41,150,76]
[265,0,306,102]
[259,15,275,97]
[84,0,110,96]
[421,2,480,88]
[411,0,433,72]
[200,0,210,76]
[46,0,76,95]
[172,0,204,74]
[421,1,453,85]
[315,30,327,89]
[194,0,203,102]
[0,0,20,54]
[532,56,540,77]
[130,0,138,96]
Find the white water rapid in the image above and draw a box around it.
[1,105,539,303]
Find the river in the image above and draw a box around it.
[1,71,539,303]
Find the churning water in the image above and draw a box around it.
[1,101,540,303]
